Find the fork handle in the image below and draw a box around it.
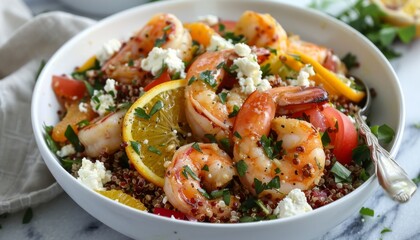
[355,111,417,203]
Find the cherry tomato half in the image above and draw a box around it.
[143,71,171,92]
[52,75,87,101]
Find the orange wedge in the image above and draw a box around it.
[122,79,193,187]
[97,189,147,211]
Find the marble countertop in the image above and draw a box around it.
[1,0,420,239]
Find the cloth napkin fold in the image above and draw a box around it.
[0,0,95,214]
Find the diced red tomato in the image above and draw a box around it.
[153,207,186,220]
[52,75,87,101]
[295,105,358,165]
[143,71,171,91]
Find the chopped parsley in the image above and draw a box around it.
[381,227,392,234]
[228,105,240,118]
[341,52,359,70]
[359,206,374,217]
[134,100,163,120]
[321,131,331,147]
[370,124,395,145]
[83,80,95,97]
[254,176,280,195]
[260,135,283,160]
[192,142,203,153]
[43,124,58,154]
[188,75,197,85]
[204,134,217,143]
[236,160,248,177]
[182,165,199,181]
[64,125,84,152]
[233,131,242,139]
[330,161,352,183]
[218,92,228,104]
[76,119,90,129]
[352,144,371,166]
[219,138,230,152]
[223,32,246,44]
[202,164,209,171]
[199,70,217,88]
[147,146,161,155]
[260,63,271,78]
[130,141,141,155]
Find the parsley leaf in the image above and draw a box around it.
[236,160,248,177]
[64,125,84,152]
[331,161,352,183]
[370,124,395,144]
[359,206,374,217]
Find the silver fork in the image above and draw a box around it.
[355,80,417,202]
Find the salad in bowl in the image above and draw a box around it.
[32,0,404,239]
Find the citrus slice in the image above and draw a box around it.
[372,0,420,36]
[122,79,193,187]
[97,189,147,211]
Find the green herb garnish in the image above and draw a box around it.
[192,142,203,153]
[228,105,240,118]
[35,60,46,81]
[64,125,84,152]
[359,206,374,217]
[218,92,228,104]
[199,70,217,88]
[233,131,242,139]
[202,164,209,171]
[188,76,197,85]
[147,146,161,155]
[182,165,199,181]
[331,161,352,183]
[43,124,58,154]
[236,160,248,177]
[381,227,392,234]
[321,131,331,147]
[130,141,141,155]
[370,124,395,144]
[204,134,217,143]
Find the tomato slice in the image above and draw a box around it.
[294,105,358,165]
[52,75,87,101]
[143,71,171,91]
[153,207,186,220]
[322,106,358,165]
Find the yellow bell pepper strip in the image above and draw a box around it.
[279,54,339,96]
[75,55,97,73]
[289,50,366,103]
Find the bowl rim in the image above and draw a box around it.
[31,0,405,228]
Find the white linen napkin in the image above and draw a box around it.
[0,0,95,214]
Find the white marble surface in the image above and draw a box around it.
[1,0,420,239]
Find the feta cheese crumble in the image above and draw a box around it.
[232,43,272,94]
[77,158,112,191]
[288,64,315,87]
[207,35,234,52]
[96,39,122,64]
[90,78,118,116]
[273,189,313,218]
[78,102,88,113]
[140,47,186,78]
[56,144,76,158]
[198,14,219,26]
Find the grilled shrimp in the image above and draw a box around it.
[184,49,238,143]
[102,13,193,84]
[232,87,327,201]
[234,11,288,51]
[78,110,126,158]
[164,143,239,221]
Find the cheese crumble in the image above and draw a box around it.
[273,189,313,218]
[77,158,112,191]
[96,39,122,64]
[90,78,118,116]
[140,47,186,78]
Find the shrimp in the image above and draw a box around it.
[78,110,126,157]
[234,11,288,51]
[102,13,193,84]
[164,143,239,221]
[184,49,237,143]
[232,87,327,201]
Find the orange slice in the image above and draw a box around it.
[97,189,147,211]
[122,79,193,187]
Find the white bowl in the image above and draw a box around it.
[31,0,405,239]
